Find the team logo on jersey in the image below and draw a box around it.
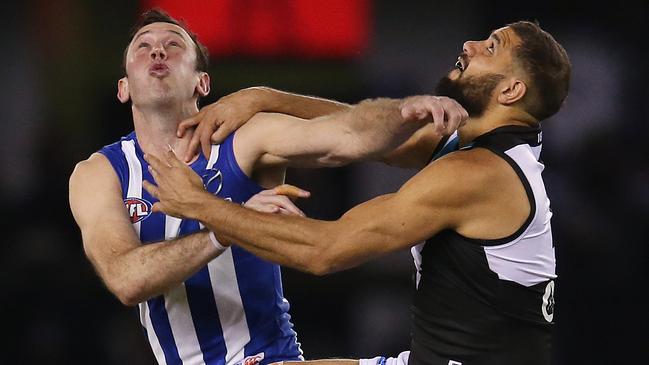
[124,197,152,223]
[235,352,264,365]
[542,280,555,322]
[202,168,223,195]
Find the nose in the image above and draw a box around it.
[150,43,167,61]
[462,40,478,56]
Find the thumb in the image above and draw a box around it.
[177,117,198,137]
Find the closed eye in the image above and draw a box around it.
[138,42,150,49]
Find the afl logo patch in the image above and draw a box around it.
[124,197,152,223]
[541,280,555,322]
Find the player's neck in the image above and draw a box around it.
[458,108,535,147]
[131,103,200,163]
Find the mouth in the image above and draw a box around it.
[149,63,170,77]
[455,55,467,72]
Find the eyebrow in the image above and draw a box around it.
[490,32,502,45]
[133,29,186,43]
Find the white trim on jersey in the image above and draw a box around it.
[207,249,251,365]
[140,301,168,365]
[123,141,169,365]
[207,144,221,169]
[205,143,251,365]
[163,215,205,364]
[483,144,556,287]
[122,140,142,235]
[411,242,425,289]
[165,284,205,364]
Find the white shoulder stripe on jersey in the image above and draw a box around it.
[207,144,221,169]
[122,140,143,235]
[207,249,251,365]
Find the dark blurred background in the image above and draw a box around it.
[1,0,647,364]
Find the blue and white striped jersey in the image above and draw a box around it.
[99,132,303,365]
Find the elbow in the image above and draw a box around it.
[302,243,345,276]
[106,276,146,307]
[305,259,335,276]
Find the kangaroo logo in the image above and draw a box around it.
[542,280,555,322]
[202,168,223,195]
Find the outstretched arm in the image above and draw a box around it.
[233,95,466,173]
[179,87,352,161]
[142,149,482,275]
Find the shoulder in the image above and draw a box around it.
[406,147,514,205]
[70,153,120,194]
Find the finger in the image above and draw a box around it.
[177,116,198,138]
[151,202,165,213]
[165,146,183,167]
[443,101,462,135]
[186,127,202,162]
[142,180,159,199]
[273,184,311,200]
[247,203,280,214]
[210,122,231,145]
[200,125,213,161]
[271,195,305,216]
[428,103,446,134]
[147,165,159,180]
[144,152,168,171]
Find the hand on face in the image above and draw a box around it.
[177,88,265,162]
[400,95,469,135]
[142,147,210,219]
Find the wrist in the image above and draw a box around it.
[208,231,229,252]
[243,86,274,111]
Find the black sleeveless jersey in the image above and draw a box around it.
[409,126,556,365]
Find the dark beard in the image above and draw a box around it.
[435,73,504,118]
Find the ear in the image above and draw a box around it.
[117,77,130,103]
[497,78,527,106]
[195,72,210,97]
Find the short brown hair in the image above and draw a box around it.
[122,9,209,75]
[509,21,571,121]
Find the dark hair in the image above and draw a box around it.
[508,20,571,121]
[122,9,209,75]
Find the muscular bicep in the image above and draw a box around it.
[69,153,140,274]
[323,156,479,271]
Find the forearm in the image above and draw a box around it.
[104,230,220,305]
[330,98,427,162]
[251,87,351,119]
[190,196,338,275]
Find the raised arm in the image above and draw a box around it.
[179,87,352,161]
[233,95,466,173]
[69,153,223,306]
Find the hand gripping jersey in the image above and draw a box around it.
[99,132,303,365]
[410,126,556,365]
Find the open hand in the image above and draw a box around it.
[142,148,210,219]
[177,88,266,162]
